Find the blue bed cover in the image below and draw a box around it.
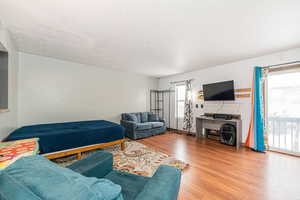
[4,120,125,154]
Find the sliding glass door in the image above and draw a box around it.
[267,70,300,155]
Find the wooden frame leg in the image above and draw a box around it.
[77,152,82,160]
[44,139,126,160]
[121,141,125,151]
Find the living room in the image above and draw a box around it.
[1,1,300,200]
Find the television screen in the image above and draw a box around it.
[203,80,235,101]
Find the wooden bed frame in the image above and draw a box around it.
[43,139,125,160]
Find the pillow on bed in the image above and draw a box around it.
[0,155,123,200]
[0,138,39,170]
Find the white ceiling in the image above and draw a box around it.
[0,0,300,77]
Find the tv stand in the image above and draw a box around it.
[196,114,242,149]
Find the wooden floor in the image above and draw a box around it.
[139,132,300,200]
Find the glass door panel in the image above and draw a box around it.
[267,70,300,155]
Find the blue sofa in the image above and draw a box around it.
[121,112,167,139]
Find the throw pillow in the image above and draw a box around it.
[0,155,123,200]
[140,112,149,123]
[148,113,160,122]
[125,113,138,122]
[0,138,39,170]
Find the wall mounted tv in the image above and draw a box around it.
[203,80,235,101]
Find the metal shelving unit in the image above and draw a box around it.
[150,89,174,129]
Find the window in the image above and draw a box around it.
[0,50,8,110]
[175,84,186,118]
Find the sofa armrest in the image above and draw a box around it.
[135,165,181,200]
[120,120,138,140]
[66,150,113,178]
[120,120,137,130]
[159,119,166,124]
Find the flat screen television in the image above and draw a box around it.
[203,80,235,101]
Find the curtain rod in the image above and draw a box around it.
[170,78,194,84]
[262,61,300,69]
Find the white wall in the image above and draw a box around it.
[18,53,157,126]
[159,48,300,142]
[0,27,19,140]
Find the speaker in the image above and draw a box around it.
[220,123,236,146]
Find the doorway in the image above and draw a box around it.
[267,69,300,155]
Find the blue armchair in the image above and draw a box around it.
[0,150,181,200]
[67,150,182,200]
[120,112,167,139]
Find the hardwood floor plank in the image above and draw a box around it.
[139,132,300,200]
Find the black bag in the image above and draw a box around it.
[220,123,236,146]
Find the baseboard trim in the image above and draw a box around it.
[167,128,196,135]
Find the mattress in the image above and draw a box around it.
[4,120,125,154]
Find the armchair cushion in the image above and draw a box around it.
[134,165,181,200]
[136,123,152,131]
[0,155,123,200]
[66,150,113,178]
[148,122,164,128]
[105,170,150,200]
[148,113,160,122]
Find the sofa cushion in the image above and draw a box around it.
[148,122,164,128]
[124,113,138,123]
[140,112,149,123]
[136,123,152,131]
[148,113,160,122]
[0,155,123,200]
[134,165,181,200]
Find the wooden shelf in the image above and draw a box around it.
[235,88,251,93]
[197,87,251,99]
[235,94,250,98]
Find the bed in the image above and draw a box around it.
[4,120,125,159]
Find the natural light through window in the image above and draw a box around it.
[268,70,300,154]
[176,85,186,118]
[268,71,300,118]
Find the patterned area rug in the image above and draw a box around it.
[53,140,188,177]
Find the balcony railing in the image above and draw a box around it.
[268,116,300,154]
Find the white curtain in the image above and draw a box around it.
[183,80,193,133]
